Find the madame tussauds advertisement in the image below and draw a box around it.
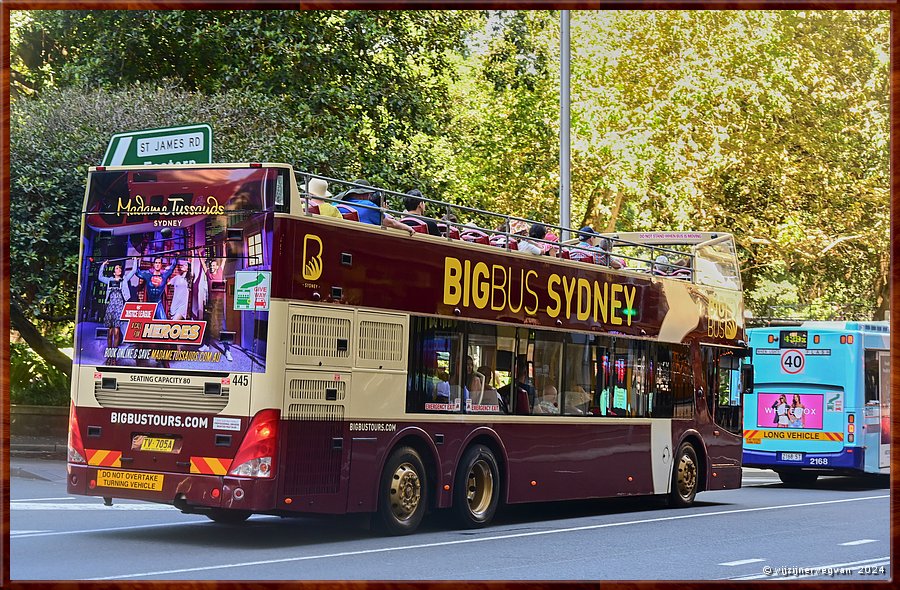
[75,166,279,373]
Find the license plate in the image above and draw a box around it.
[97,469,164,491]
[781,452,803,461]
[138,436,176,453]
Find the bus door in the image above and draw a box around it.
[703,348,743,435]
[863,349,890,471]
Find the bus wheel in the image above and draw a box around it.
[452,444,500,528]
[669,442,699,507]
[777,471,818,487]
[206,509,251,524]
[376,446,427,535]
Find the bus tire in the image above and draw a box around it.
[669,442,699,508]
[452,444,500,528]
[376,446,427,535]
[206,509,251,524]
[777,470,818,487]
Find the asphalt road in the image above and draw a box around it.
[9,459,890,581]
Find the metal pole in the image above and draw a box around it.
[560,10,571,241]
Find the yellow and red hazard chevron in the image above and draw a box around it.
[86,449,122,467]
[743,429,844,442]
[190,456,233,475]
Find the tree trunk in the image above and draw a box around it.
[872,250,890,321]
[604,187,624,232]
[10,300,73,379]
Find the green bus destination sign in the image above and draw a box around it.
[102,124,213,166]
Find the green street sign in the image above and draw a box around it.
[102,124,212,166]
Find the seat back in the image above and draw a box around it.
[400,217,429,234]
[515,386,531,415]
[436,222,461,239]
[461,229,490,245]
[567,249,594,263]
[336,205,360,222]
[305,202,320,215]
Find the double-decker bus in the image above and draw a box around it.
[742,321,890,485]
[67,163,751,534]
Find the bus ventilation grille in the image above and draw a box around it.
[281,412,345,495]
[93,381,230,413]
[289,314,352,362]
[358,320,403,362]
[286,379,347,408]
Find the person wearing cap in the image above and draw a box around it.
[569,226,602,263]
[338,179,414,235]
[303,177,342,218]
[570,226,623,268]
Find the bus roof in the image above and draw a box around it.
[749,320,889,334]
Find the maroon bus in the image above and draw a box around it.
[67,164,750,534]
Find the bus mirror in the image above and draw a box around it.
[741,365,754,394]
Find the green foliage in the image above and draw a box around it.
[8,10,891,404]
[10,343,70,406]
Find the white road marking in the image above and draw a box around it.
[719,558,766,566]
[839,539,877,546]
[11,497,77,503]
[11,515,281,539]
[11,521,209,539]
[11,503,178,511]
[86,494,889,580]
[11,530,51,536]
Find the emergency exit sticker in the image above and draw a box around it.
[781,349,805,374]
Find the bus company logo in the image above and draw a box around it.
[442,256,638,326]
[706,294,738,340]
[302,234,324,281]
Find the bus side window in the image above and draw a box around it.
[407,316,462,414]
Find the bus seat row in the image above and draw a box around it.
[302,199,682,275]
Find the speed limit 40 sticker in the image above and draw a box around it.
[781,349,805,374]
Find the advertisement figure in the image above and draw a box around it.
[199,255,232,361]
[168,261,191,321]
[772,393,790,427]
[98,257,138,363]
[135,256,179,319]
[789,394,806,428]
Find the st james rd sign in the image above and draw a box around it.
[102,124,212,166]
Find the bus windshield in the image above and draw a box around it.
[75,166,285,373]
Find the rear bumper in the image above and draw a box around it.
[742,448,865,471]
[66,463,278,512]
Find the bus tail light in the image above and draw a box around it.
[228,408,280,478]
[67,402,87,465]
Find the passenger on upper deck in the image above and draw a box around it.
[570,227,623,269]
[338,179,414,235]
[518,223,550,256]
[400,189,441,236]
[303,178,342,218]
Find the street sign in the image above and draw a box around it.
[102,124,212,166]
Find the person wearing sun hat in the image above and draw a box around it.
[337,178,414,235]
[303,177,342,218]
